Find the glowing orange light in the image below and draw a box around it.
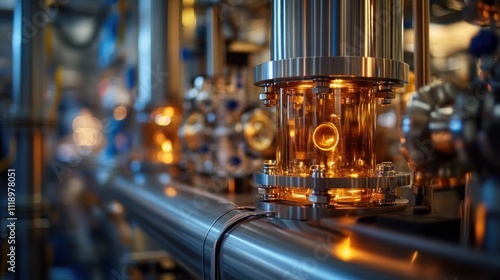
[329,81,344,88]
[161,140,173,152]
[164,187,177,197]
[291,193,307,199]
[155,115,172,126]
[163,106,175,118]
[154,132,166,145]
[158,152,174,164]
[313,123,339,151]
[336,236,352,261]
[298,84,313,90]
[113,106,127,121]
[410,251,418,265]
[475,203,487,247]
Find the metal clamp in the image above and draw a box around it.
[208,207,275,280]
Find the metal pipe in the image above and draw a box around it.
[413,0,431,88]
[5,0,50,279]
[136,0,168,112]
[271,0,403,61]
[11,0,45,122]
[167,0,183,104]
[206,5,223,77]
[256,0,408,86]
[110,175,500,279]
[110,175,243,278]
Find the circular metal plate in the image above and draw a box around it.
[253,172,411,190]
[254,57,409,87]
[255,198,409,221]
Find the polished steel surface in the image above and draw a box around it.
[6,1,51,279]
[270,0,334,60]
[253,171,411,190]
[206,5,223,77]
[11,0,45,122]
[339,0,403,60]
[255,198,408,220]
[111,175,500,279]
[110,175,243,278]
[254,56,409,86]
[450,80,500,253]
[271,0,403,61]
[257,0,407,85]
[136,0,168,112]
[401,81,467,177]
[413,0,431,88]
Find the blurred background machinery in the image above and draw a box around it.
[1,0,500,279]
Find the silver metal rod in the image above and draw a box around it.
[8,1,50,279]
[167,0,183,103]
[413,0,431,88]
[12,0,45,121]
[136,0,168,112]
[206,5,223,77]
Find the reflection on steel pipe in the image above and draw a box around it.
[110,175,500,279]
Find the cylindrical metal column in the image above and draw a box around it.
[413,0,431,88]
[5,0,50,279]
[206,5,224,77]
[255,0,408,86]
[136,0,169,112]
[271,0,335,60]
[271,0,403,61]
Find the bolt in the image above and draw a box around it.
[312,79,331,96]
[311,165,326,178]
[262,160,276,175]
[375,82,395,100]
[260,85,276,107]
[308,188,331,207]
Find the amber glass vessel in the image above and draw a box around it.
[275,81,376,178]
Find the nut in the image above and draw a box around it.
[308,193,331,204]
[312,86,330,94]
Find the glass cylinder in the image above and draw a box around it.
[275,81,376,178]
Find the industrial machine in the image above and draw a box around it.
[3,0,500,279]
[110,0,500,279]
[252,0,411,220]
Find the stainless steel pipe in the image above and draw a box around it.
[413,0,431,88]
[5,0,51,279]
[271,0,403,61]
[256,0,408,86]
[110,175,500,279]
[206,5,224,77]
[136,0,169,112]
